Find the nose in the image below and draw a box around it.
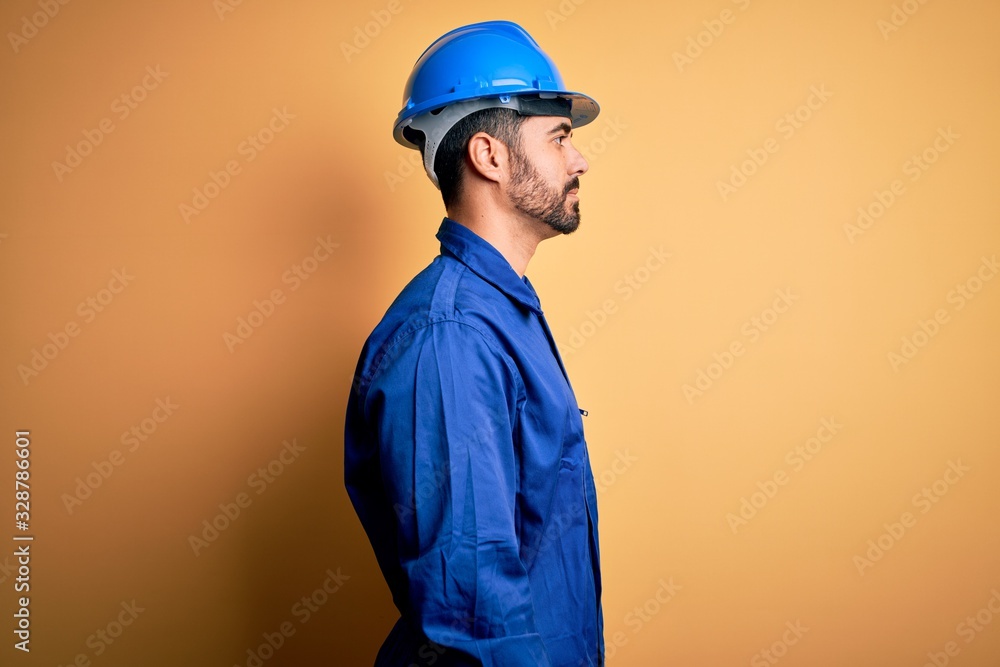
[568,141,589,177]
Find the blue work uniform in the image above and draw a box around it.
[345,217,603,666]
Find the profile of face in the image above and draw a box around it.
[505,116,590,235]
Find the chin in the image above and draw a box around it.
[549,217,580,236]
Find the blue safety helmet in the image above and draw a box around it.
[393,20,600,189]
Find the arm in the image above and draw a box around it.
[366,320,551,667]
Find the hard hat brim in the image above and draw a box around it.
[393,90,600,150]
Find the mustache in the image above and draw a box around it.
[564,178,580,195]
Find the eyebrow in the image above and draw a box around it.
[547,122,573,135]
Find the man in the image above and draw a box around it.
[344,21,604,666]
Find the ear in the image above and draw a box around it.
[465,131,508,185]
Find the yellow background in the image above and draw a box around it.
[2,0,998,665]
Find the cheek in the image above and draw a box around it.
[540,149,568,181]
[521,141,567,182]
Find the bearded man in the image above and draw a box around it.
[345,21,604,666]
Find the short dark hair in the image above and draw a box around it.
[411,107,526,209]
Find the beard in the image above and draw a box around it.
[507,150,581,235]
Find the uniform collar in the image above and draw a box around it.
[436,217,543,314]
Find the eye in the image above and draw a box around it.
[554,135,567,146]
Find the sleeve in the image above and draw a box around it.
[365,321,551,667]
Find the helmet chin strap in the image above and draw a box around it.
[404,94,572,189]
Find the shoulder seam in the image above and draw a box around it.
[361,317,526,413]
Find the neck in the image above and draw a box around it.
[446,202,552,278]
